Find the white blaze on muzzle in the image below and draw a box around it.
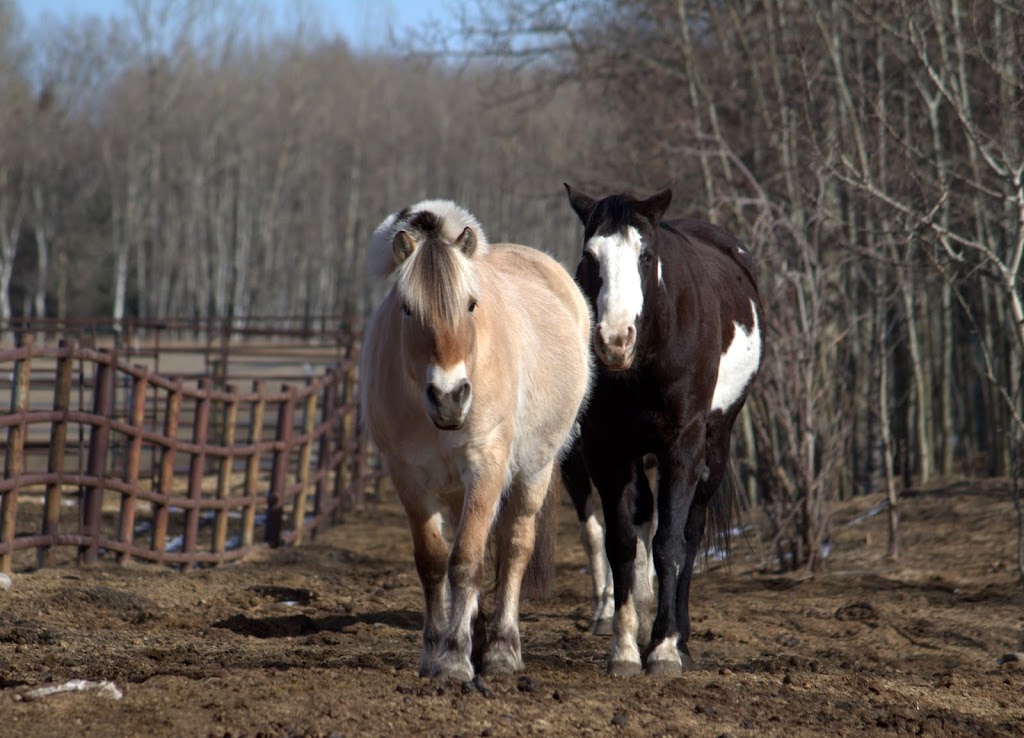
[427,361,468,395]
[425,361,472,428]
[587,226,644,348]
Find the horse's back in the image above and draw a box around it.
[666,218,759,298]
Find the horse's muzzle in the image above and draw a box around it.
[426,379,472,430]
[594,326,636,371]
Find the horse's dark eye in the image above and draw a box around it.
[468,299,478,313]
[640,250,654,267]
[401,304,412,317]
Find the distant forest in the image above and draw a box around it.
[1,0,1021,569]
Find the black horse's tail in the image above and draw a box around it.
[704,461,740,565]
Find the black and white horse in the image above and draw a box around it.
[561,185,763,676]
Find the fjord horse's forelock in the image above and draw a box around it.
[398,237,478,331]
[561,184,763,676]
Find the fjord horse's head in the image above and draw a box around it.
[565,185,672,371]
[385,208,484,430]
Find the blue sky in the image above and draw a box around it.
[18,0,453,50]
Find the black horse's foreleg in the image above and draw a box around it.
[646,423,705,676]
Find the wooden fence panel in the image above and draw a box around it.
[0,340,380,572]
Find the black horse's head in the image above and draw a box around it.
[565,184,672,371]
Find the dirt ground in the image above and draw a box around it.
[2,479,1023,738]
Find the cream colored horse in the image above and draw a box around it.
[361,200,592,681]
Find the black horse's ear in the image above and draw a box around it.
[392,230,416,265]
[454,226,477,257]
[638,188,672,224]
[565,183,596,223]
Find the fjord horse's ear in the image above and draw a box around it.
[638,188,672,224]
[565,183,596,223]
[454,226,477,257]
[392,230,417,265]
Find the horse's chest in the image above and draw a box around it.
[587,379,681,448]
[396,443,469,498]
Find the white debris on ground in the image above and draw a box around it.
[0,573,12,591]
[18,679,124,702]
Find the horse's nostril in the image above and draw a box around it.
[426,384,442,408]
[454,380,471,405]
[602,327,634,350]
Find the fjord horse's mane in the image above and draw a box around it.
[367,199,490,280]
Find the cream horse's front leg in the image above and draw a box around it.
[434,467,505,682]
[484,461,553,675]
[390,466,451,677]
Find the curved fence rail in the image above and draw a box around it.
[0,335,380,573]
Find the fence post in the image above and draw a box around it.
[213,384,239,559]
[1,335,33,575]
[182,377,212,566]
[116,370,148,565]
[153,378,183,562]
[292,382,318,545]
[347,340,365,509]
[79,350,115,565]
[40,339,75,568]
[266,386,295,547]
[314,368,338,527]
[242,381,266,549]
[335,350,359,517]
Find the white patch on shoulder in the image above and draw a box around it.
[711,299,761,412]
[586,226,644,335]
[656,257,663,287]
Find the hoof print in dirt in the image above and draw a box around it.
[835,602,878,622]
[516,675,535,693]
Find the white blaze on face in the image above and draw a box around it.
[586,226,645,342]
[711,299,762,412]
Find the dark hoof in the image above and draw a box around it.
[590,619,614,636]
[607,660,643,677]
[645,659,683,677]
[680,652,696,671]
